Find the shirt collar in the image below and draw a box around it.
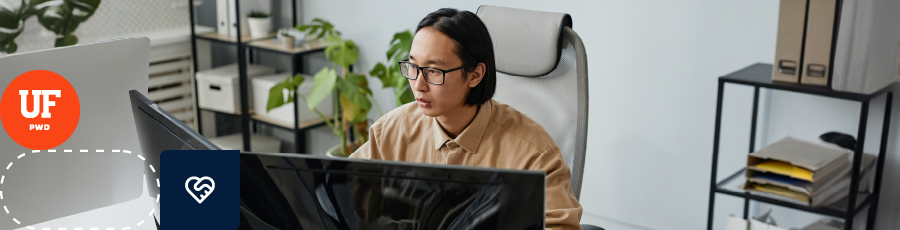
[432,100,493,153]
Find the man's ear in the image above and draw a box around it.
[467,63,486,88]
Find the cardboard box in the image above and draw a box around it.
[196,64,275,114]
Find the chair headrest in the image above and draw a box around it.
[476,5,572,77]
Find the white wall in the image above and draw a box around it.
[299,0,790,229]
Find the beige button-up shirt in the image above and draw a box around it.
[350,99,583,230]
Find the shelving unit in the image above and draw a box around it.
[187,0,332,153]
[706,63,894,230]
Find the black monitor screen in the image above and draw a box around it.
[130,90,546,229]
[129,90,218,226]
[241,152,546,230]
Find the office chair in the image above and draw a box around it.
[476,5,601,230]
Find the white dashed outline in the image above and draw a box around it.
[2,150,158,230]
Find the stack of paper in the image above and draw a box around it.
[741,137,875,207]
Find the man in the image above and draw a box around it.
[350,8,582,229]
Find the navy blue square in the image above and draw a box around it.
[161,150,239,229]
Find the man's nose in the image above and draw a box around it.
[412,74,429,92]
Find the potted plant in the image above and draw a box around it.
[278,31,294,49]
[0,0,102,54]
[266,18,373,157]
[266,19,417,157]
[368,30,416,107]
[247,11,270,39]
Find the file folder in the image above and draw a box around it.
[800,0,838,86]
[743,154,873,207]
[772,0,809,83]
[747,153,872,195]
[747,137,849,183]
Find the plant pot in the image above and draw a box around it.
[282,36,295,49]
[326,145,347,158]
[247,17,271,38]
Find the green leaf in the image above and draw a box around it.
[54,34,77,47]
[0,5,19,30]
[266,81,287,112]
[396,84,415,106]
[297,18,336,39]
[335,72,372,123]
[324,34,358,69]
[32,0,100,44]
[339,94,366,123]
[291,74,306,89]
[388,30,413,61]
[1,41,17,53]
[306,68,337,110]
[0,3,24,54]
[369,63,394,88]
[385,43,401,61]
[336,72,372,112]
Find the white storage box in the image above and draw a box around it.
[252,73,333,127]
[196,64,275,114]
[208,133,281,153]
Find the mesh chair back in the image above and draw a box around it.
[477,6,589,199]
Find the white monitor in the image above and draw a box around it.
[0,38,150,229]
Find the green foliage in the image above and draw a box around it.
[0,0,101,53]
[32,0,101,47]
[306,67,338,111]
[368,30,415,106]
[267,19,415,156]
[265,73,305,112]
[248,11,268,18]
[0,0,28,53]
[296,18,339,40]
[324,34,358,70]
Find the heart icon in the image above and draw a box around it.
[185,176,216,204]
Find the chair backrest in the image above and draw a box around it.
[477,5,589,199]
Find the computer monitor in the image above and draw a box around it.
[130,90,546,229]
[129,90,219,226]
[240,152,546,229]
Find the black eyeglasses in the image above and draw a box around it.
[398,60,471,85]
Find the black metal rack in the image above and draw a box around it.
[706,63,894,230]
[187,0,329,153]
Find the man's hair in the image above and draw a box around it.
[416,8,496,106]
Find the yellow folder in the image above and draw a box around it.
[754,160,813,181]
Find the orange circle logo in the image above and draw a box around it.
[0,70,80,150]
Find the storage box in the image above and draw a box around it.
[196,64,275,114]
[208,133,281,153]
[251,73,333,127]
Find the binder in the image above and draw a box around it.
[800,0,838,86]
[227,0,239,37]
[227,0,267,38]
[831,0,900,94]
[772,0,809,83]
[216,0,230,36]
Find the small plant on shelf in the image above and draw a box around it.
[247,11,270,39]
[248,11,269,18]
